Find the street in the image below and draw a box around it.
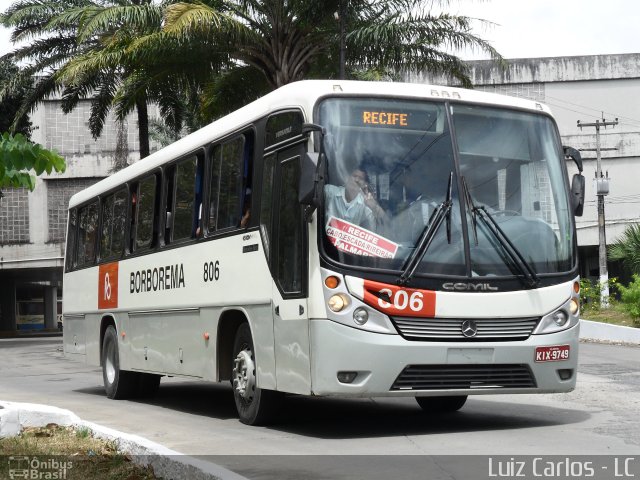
[1,337,639,478]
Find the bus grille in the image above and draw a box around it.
[391,316,539,341]
[391,364,537,390]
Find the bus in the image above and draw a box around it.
[63,80,586,425]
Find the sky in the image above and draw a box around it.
[1,0,640,60]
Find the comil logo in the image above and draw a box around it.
[8,456,73,480]
[98,262,119,309]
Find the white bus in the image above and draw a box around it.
[63,80,585,425]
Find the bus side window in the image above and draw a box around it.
[100,187,127,261]
[172,156,197,241]
[65,209,77,271]
[135,175,157,251]
[208,136,244,232]
[76,200,98,267]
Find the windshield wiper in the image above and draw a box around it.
[461,177,539,288]
[398,172,453,286]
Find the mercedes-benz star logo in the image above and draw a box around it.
[461,319,478,338]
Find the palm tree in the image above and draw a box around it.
[609,224,640,275]
[114,0,501,120]
[0,0,94,131]
[1,0,187,159]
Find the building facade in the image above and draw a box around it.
[405,53,640,283]
[0,98,158,334]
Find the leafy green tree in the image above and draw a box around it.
[1,0,186,159]
[616,274,640,325]
[608,224,640,275]
[101,0,502,120]
[0,133,66,193]
[0,59,32,136]
[0,0,92,132]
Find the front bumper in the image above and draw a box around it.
[309,319,579,397]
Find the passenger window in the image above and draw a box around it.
[76,201,98,267]
[100,188,127,260]
[135,175,157,250]
[209,137,245,231]
[172,156,197,241]
[65,209,77,271]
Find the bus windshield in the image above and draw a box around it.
[317,97,574,278]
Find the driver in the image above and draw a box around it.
[324,167,387,231]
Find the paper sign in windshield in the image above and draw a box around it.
[326,216,399,258]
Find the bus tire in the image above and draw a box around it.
[231,323,282,425]
[415,395,467,413]
[102,325,137,399]
[137,373,161,398]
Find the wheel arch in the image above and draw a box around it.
[217,309,249,381]
[99,314,117,366]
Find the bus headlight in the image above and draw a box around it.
[328,294,350,312]
[353,307,369,325]
[551,310,569,327]
[569,297,579,316]
[533,298,579,335]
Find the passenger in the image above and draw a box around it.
[324,167,387,231]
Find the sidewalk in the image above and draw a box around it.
[580,319,640,345]
[0,401,246,480]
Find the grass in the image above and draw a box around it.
[581,302,639,328]
[0,424,159,480]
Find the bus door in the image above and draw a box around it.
[269,145,310,394]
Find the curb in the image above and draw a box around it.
[579,319,640,345]
[0,401,246,480]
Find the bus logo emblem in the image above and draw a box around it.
[98,262,119,309]
[461,319,478,337]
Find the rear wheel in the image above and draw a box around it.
[102,325,137,399]
[232,323,282,425]
[415,395,468,413]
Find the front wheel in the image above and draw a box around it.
[415,395,468,413]
[102,325,138,399]
[232,323,282,425]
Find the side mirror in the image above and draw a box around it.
[299,152,320,206]
[571,173,585,216]
[564,146,584,216]
[563,146,583,173]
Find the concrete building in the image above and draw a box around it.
[406,53,640,283]
[0,97,159,334]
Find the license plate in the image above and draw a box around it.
[535,345,570,362]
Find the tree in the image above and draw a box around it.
[0,133,66,194]
[116,0,502,120]
[0,59,32,137]
[0,0,186,159]
[0,0,93,133]
[609,224,640,275]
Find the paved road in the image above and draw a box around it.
[1,337,639,477]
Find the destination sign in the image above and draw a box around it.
[362,111,408,127]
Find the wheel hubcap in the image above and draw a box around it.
[233,348,256,403]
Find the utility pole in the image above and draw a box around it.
[577,117,618,308]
